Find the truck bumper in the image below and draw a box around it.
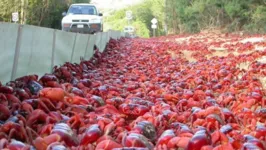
[62,23,102,34]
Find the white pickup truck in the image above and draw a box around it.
[61,3,103,34]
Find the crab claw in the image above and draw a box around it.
[39,88,65,101]
[0,104,10,121]
[51,123,79,147]
[33,134,61,150]
[156,129,176,147]
[167,136,191,149]
[95,140,123,150]
[211,130,229,145]
[0,138,8,149]
[186,130,212,150]
[122,133,154,150]
[7,139,30,150]
[80,124,102,145]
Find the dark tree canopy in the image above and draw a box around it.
[0,0,91,29]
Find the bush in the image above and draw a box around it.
[166,0,266,34]
[245,6,266,33]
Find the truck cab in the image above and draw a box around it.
[61,3,103,34]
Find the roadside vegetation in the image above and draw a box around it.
[2,0,266,37]
[104,0,164,38]
[106,0,266,37]
[166,0,266,34]
[0,0,90,29]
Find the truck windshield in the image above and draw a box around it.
[68,5,97,15]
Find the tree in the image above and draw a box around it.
[71,0,90,3]
[165,0,266,34]
[0,0,22,22]
[2,0,266,34]
[0,0,90,29]
[104,0,165,37]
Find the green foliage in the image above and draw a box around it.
[166,0,266,34]
[104,0,165,38]
[0,0,22,22]
[0,0,90,29]
[2,0,266,35]
[71,0,90,3]
[132,20,150,38]
[26,0,69,28]
[244,5,266,33]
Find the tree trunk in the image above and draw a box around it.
[38,0,49,26]
[21,0,24,24]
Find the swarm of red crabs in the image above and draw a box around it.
[2,32,266,150]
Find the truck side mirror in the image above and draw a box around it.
[99,13,103,16]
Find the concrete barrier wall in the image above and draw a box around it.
[0,23,18,83]
[0,22,126,83]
